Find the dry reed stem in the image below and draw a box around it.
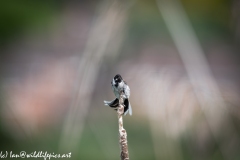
[117,92,129,160]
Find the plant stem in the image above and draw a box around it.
[117,92,129,160]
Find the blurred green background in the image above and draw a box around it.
[1,0,240,160]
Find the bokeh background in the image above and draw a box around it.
[1,0,240,160]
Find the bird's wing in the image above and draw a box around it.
[123,99,132,116]
[124,85,130,98]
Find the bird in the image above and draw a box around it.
[104,74,132,115]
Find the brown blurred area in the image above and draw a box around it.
[0,0,240,160]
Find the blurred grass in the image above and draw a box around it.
[0,0,239,160]
[125,0,232,50]
[0,0,61,46]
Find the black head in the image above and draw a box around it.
[114,74,123,84]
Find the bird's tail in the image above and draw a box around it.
[104,98,119,108]
[104,98,132,116]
